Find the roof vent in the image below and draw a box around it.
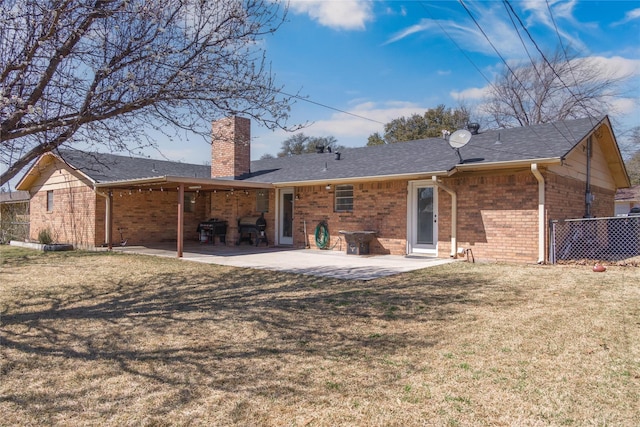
[466,122,480,135]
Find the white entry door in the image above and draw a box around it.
[279,188,294,245]
[408,181,438,255]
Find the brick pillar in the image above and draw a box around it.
[211,116,251,179]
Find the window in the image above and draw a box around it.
[256,189,269,213]
[46,190,54,212]
[335,184,353,212]
[184,192,196,213]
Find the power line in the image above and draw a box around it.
[418,2,496,90]
[455,0,573,151]
[500,0,577,143]
[278,89,386,125]
[503,0,597,128]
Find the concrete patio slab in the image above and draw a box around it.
[112,243,455,280]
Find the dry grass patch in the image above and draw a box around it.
[1,246,638,426]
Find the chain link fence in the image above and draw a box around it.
[0,203,30,244]
[550,216,640,263]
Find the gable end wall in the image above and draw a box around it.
[30,185,99,248]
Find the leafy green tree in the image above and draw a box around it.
[367,132,385,146]
[367,105,471,145]
[277,133,344,157]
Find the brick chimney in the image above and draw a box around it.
[211,116,251,179]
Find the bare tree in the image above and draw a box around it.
[625,127,640,186]
[482,49,631,128]
[0,0,295,186]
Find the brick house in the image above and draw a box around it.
[16,115,630,263]
[615,185,640,216]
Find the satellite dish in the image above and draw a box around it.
[448,129,472,149]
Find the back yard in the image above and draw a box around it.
[1,246,638,426]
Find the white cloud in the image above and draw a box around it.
[289,0,373,30]
[580,56,640,80]
[384,7,538,57]
[450,87,489,101]
[521,0,587,51]
[610,97,637,116]
[384,19,434,45]
[612,7,640,26]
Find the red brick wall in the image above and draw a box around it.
[294,181,408,254]
[211,116,251,178]
[208,189,276,245]
[29,186,98,248]
[441,171,540,263]
[109,189,208,245]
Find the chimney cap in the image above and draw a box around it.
[466,122,480,135]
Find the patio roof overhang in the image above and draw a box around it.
[93,175,273,191]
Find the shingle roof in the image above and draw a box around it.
[0,190,29,204]
[616,185,640,201]
[56,116,604,185]
[56,149,211,183]
[244,116,602,183]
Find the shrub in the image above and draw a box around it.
[38,228,53,245]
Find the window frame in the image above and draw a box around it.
[46,190,54,212]
[334,184,354,212]
[256,189,269,213]
[184,192,196,213]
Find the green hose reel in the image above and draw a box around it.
[314,221,329,249]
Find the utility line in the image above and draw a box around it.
[504,0,597,129]
[278,89,386,125]
[456,0,571,151]
[502,1,568,131]
[418,2,496,91]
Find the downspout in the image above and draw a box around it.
[432,176,457,258]
[530,164,545,264]
[584,136,593,218]
[95,189,113,249]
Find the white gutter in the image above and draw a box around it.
[449,157,562,175]
[273,171,450,187]
[94,176,273,189]
[431,176,457,258]
[530,164,546,263]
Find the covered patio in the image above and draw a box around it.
[96,177,274,256]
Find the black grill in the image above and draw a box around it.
[197,219,227,244]
[237,214,268,246]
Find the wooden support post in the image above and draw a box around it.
[177,184,184,258]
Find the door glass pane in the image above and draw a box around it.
[282,193,293,238]
[417,187,433,245]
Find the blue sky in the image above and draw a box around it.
[7,0,640,183]
[162,0,640,163]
